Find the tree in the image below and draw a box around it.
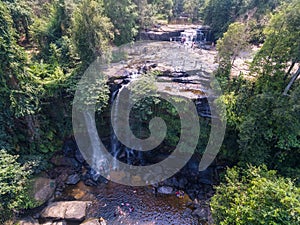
[151,0,174,21]
[214,22,250,89]
[134,0,157,30]
[216,22,250,68]
[211,165,300,225]
[252,0,300,94]
[172,0,184,19]
[104,0,138,45]
[72,0,114,64]
[183,0,204,22]
[203,0,233,40]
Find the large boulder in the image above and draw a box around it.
[32,177,56,205]
[41,201,92,221]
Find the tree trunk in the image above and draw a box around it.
[283,67,300,95]
[283,60,296,81]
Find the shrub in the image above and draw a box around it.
[211,165,300,225]
[0,149,33,221]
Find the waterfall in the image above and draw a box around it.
[110,84,145,168]
[82,110,109,179]
[110,88,122,170]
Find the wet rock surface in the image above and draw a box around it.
[40,201,91,221]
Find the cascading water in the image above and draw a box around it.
[110,84,137,169]
[109,71,148,168]
[110,87,123,170]
[83,111,109,180]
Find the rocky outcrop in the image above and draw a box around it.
[139,30,182,41]
[40,201,92,221]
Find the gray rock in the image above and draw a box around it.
[40,221,67,225]
[41,201,92,221]
[81,218,106,225]
[64,202,89,220]
[157,186,173,194]
[66,174,81,185]
[198,168,214,185]
[192,208,207,220]
[183,208,193,217]
[33,177,56,205]
[18,217,39,225]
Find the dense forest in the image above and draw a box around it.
[0,0,299,224]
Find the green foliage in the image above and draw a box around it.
[135,0,157,30]
[2,0,33,42]
[183,0,204,22]
[104,0,138,45]
[0,150,33,221]
[172,0,184,19]
[211,165,300,225]
[0,1,27,150]
[203,0,234,40]
[31,0,75,49]
[217,22,250,67]
[237,89,300,178]
[252,0,300,92]
[72,0,114,65]
[214,22,250,89]
[203,0,287,40]
[152,0,174,21]
[214,0,300,181]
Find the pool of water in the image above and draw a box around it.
[63,181,201,225]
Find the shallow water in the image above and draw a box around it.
[64,181,200,225]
